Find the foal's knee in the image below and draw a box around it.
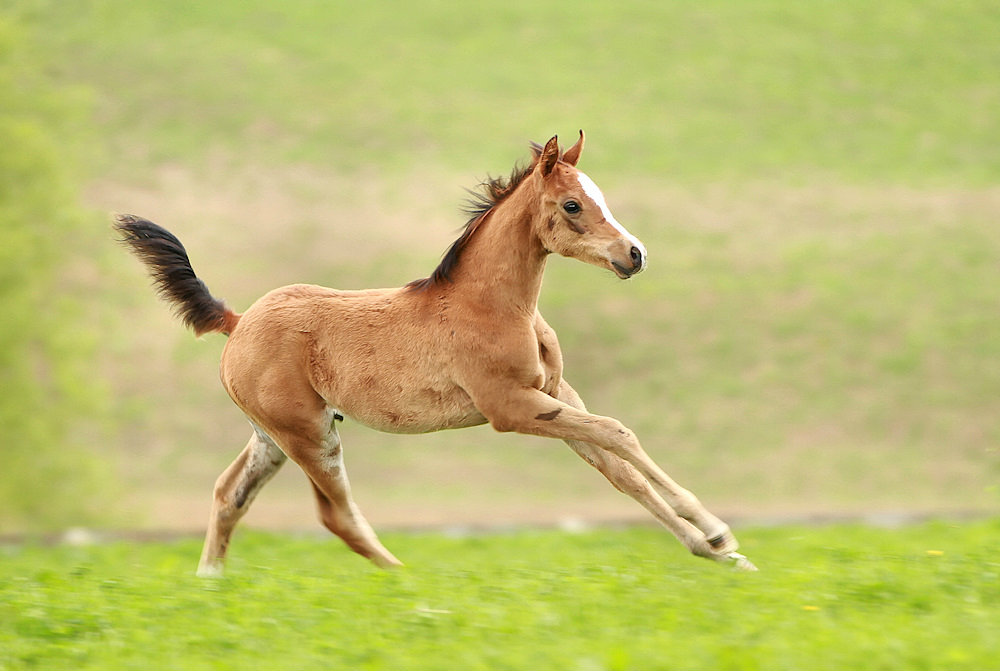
[599,420,642,457]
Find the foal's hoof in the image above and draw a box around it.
[196,563,225,579]
[723,552,758,572]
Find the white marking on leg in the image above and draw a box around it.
[319,434,343,472]
[319,407,344,472]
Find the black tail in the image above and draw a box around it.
[114,214,240,336]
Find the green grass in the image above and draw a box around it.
[2,520,999,670]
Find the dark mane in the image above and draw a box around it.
[406,150,539,291]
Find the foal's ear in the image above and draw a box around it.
[562,129,585,166]
[539,135,560,176]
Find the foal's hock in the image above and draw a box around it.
[116,132,756,575]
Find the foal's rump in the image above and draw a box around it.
[220,283,486,436]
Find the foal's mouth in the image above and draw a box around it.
[611,261,640,279]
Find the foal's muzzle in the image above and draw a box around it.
[613,245,646,278]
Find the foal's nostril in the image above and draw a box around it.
[629,246,644,269]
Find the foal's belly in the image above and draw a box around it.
[349,406,488,435]
[333,381,488,435]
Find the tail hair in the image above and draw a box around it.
[114,214,240,336]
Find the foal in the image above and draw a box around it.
[116,132,755,574]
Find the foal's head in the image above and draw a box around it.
[531,132,646,279]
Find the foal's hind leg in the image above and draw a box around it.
[309,480,402,568]
[197,427,287,577]
[276,417,402,568]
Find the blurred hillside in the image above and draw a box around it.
[3,0,998,532]
[0,14,116,529]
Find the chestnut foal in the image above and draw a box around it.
[116,132,755,575]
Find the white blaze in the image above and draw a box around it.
[575,171,647,258]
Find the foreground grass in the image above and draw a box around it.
[3,520,998,670]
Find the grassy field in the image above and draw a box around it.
[3,519,999,670]
[2,0,998,532]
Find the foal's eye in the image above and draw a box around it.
[563,200,581,214]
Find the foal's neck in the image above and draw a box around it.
[448,183,547,315]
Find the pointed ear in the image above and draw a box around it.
[562,129,585,166]
[538,135,560,176]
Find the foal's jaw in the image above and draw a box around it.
[546,222,647,279]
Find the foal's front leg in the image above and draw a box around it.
[556,384,719,560]
[476,383,754,569]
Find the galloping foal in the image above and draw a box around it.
[116,132,755,575]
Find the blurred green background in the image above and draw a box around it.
[2,0,997,533]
